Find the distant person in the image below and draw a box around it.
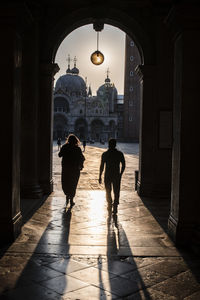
[57,137,62,151]
[82,140,86,152]
[99,138,125,214]
[58,134,85,207]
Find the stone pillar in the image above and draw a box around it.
[136,42,173,199]
[0,15,22,242]
[20,23,43,199]
[136,65,158,196]
[38,63,59,194]
[166,5,200,245]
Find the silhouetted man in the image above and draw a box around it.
[99,138,125,214]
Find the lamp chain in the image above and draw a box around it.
[97,32,99,51]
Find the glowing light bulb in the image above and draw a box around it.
[90,50,104,65]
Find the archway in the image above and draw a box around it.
[48,17,173,246]
[48,20,144,198]
[53,113,68,140]
[43,13,172,202]
[39,8,167,201]
[0,0,178,249]
[91,119,105,141]
[74,118,88,140]
[54,96,70,113]
[2,0,198,251]
[52,21,143,146]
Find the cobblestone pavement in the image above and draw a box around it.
[0,142,200,299]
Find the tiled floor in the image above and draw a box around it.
[0,143,200,299]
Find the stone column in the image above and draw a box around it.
[136,42,173,199]
[38,63,59,194]
[20,23,43,199]
[136,65,158,196]
[0,15,22,242]
[166,5,200,246]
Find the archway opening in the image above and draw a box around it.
[75,118,88,140]
[53,24,142,144]
[53,113,68,140]
[52,22,143,196]
[91,119,105,142]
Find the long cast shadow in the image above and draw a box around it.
[0,204,73,299]
[103,213,151,299]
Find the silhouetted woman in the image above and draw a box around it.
[58,134,85,206]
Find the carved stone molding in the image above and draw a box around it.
[135,65,143,82]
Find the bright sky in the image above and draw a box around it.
[54,24,126,95]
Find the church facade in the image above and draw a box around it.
[53,58,123,142]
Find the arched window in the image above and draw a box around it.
[129,116,133,122]
[130,56,134,61]
[130,41,134,47]
[129,86,133,92]
[54,97,69,113]
[130,71,134,76]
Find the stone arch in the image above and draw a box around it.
[41,7,155,65]
[39,4,169,199]
[54,95,70,113]
[53,113,68,140]
[90,119,105,142]
[74,118,88,140]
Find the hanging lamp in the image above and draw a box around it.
[91,31,104,65]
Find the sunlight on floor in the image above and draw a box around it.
[88,190,106,222]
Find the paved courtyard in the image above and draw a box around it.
[0,142,200,299]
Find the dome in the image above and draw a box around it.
[71,67,79,75]
[55,73,86,94]
[97,82,118,97]
[105,77,110,83]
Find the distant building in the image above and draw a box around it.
[123,35,141,142]
[53,57,124,142]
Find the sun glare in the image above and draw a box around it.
[88,190,106,221]
[55,24,125,95]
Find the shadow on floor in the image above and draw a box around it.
[0,195,48,259]
[141,196,171,234]
[20,195,48,225]
[141,196,200,287]
[0,206,72,299]
[97,213,151,299]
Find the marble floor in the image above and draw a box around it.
[0,142,200,299]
